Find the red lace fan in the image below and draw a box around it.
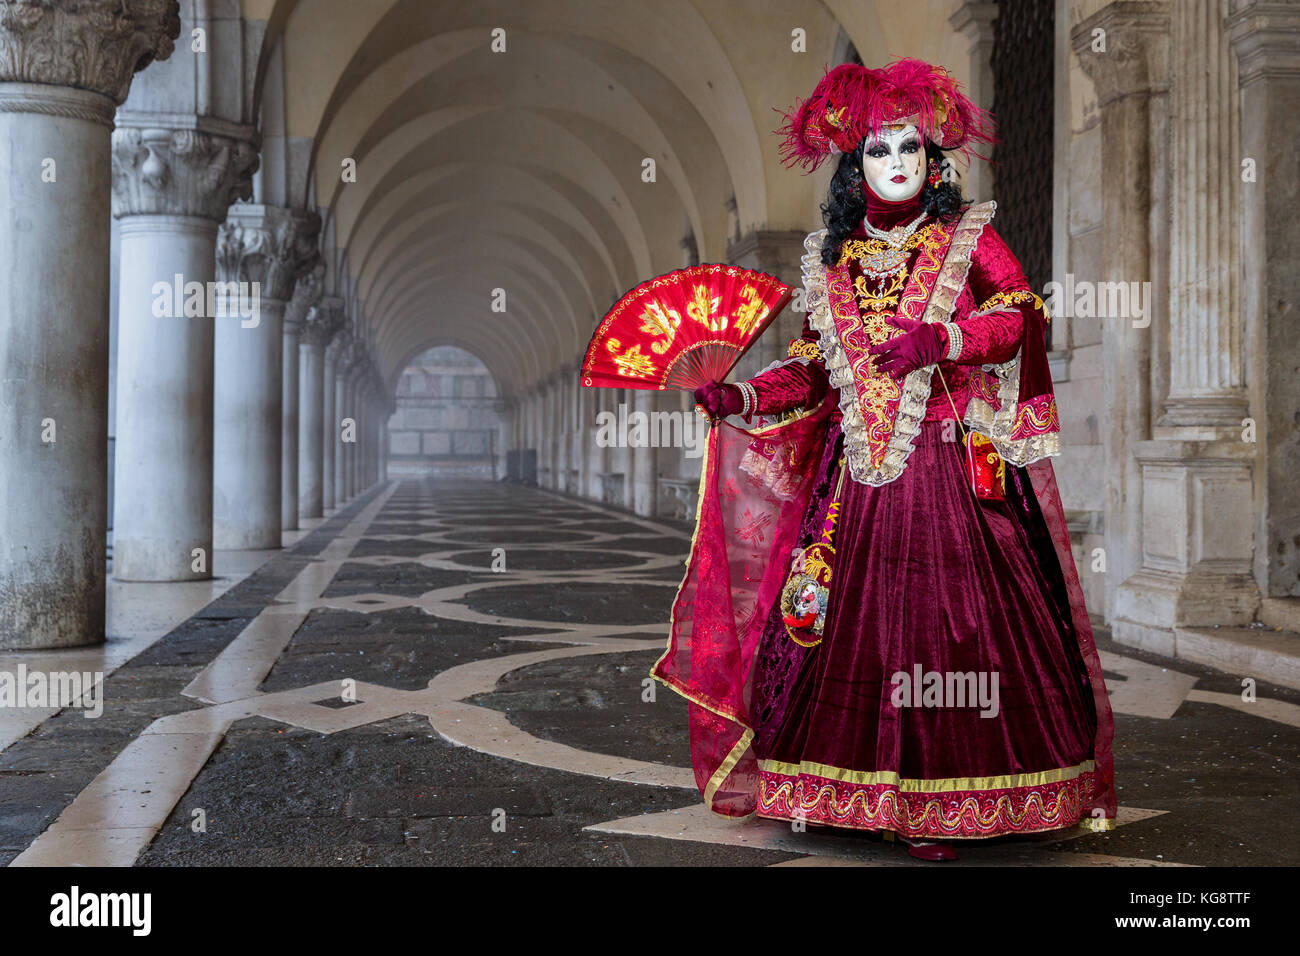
[581,264,792,391]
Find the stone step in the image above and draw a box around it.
[1172,625,1300,691]
[1261,597,1300,633]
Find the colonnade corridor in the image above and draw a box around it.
[0,474,1293,867]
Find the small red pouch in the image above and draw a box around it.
[964,431,1006,501]
[935,364,1006,502]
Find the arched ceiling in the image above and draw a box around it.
[242,0,976,397]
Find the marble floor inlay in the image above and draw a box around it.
[2,479,1297,867]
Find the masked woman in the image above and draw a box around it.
[653,60,1115,861]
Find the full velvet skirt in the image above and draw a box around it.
[751,419,1100,839]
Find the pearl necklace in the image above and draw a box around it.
[861,209,929,249]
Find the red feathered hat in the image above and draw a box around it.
[778,58,996,172]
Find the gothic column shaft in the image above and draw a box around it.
[1165,0,1246,424]
[298,298,340,518]
[282,265,323,527]
[322,341,340,509]
[631,390,658,516]
[0,1,180,648]
[281,319,301,530]
[297,339,323,517]
[213,205,319,549]
[1229,1,1300,596]
[113,215,217,577]
[333,362,348,502]
[1073,4,1169,617]
[110,123,256,581]
[0,87,116,646]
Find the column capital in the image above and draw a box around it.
[284,261,326,334]
[1071,2,1171,105]
[1227,0,1300,85]
[0,0,180,104]
[304,295,345,348]
[216,205,321,303]
[111,119,260,221]
[949,1,998,44]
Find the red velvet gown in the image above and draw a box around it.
[729,187,1109,839]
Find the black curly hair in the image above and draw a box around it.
[820,140,970,266]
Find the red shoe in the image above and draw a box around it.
[902,838,957,862]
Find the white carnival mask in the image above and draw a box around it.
[861,124,926,202]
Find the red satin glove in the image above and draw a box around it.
[693,380,743,421]
[867,319,948,379]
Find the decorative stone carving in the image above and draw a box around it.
[284,261,325,334]
[216,205,321,303]
[111,123,260,221]
[1227,0,1300,84]
[0,0,181,104]
[304,295,345,348]
[1070,1,1171,103]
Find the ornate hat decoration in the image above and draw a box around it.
[777,58,996,172]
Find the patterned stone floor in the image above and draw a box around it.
[2,478,1298,866]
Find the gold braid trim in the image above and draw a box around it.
[787,338,823,361]
[975,288,1047,320]
[803,201,998,487]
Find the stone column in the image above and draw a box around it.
[1163,0,1248,429]
[1106,0,1262,654]
[726,230,809,373]
[110,121,257,580]
[356,391,366,493]
[0,1,180,649]
[578,381,593,498]
[341,353,362,499]
[631,390,659,516]
[1072,3,1169,622]
[332,345,351,504]
[281,262,323,530]
[212,205,319,549]
[299,295,342,518]
[557,370,571,492]
[1229,1,1300,599]
[949,1,999,203]
[348,370,361,497]
[323,332,346,509]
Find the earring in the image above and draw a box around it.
[927,159,943,189]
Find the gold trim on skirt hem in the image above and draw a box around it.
[758,758,1095,794]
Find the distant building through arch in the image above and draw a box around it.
[387,346,503,480]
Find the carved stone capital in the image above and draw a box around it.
[949,1,998,45]
[1071,1,1171,106]
[111,121,260,221]
[0,0,181,104]
[284,262,325,334]
[216,205,321,303]
[1227,0,1300,85]
[303,295,345,348]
